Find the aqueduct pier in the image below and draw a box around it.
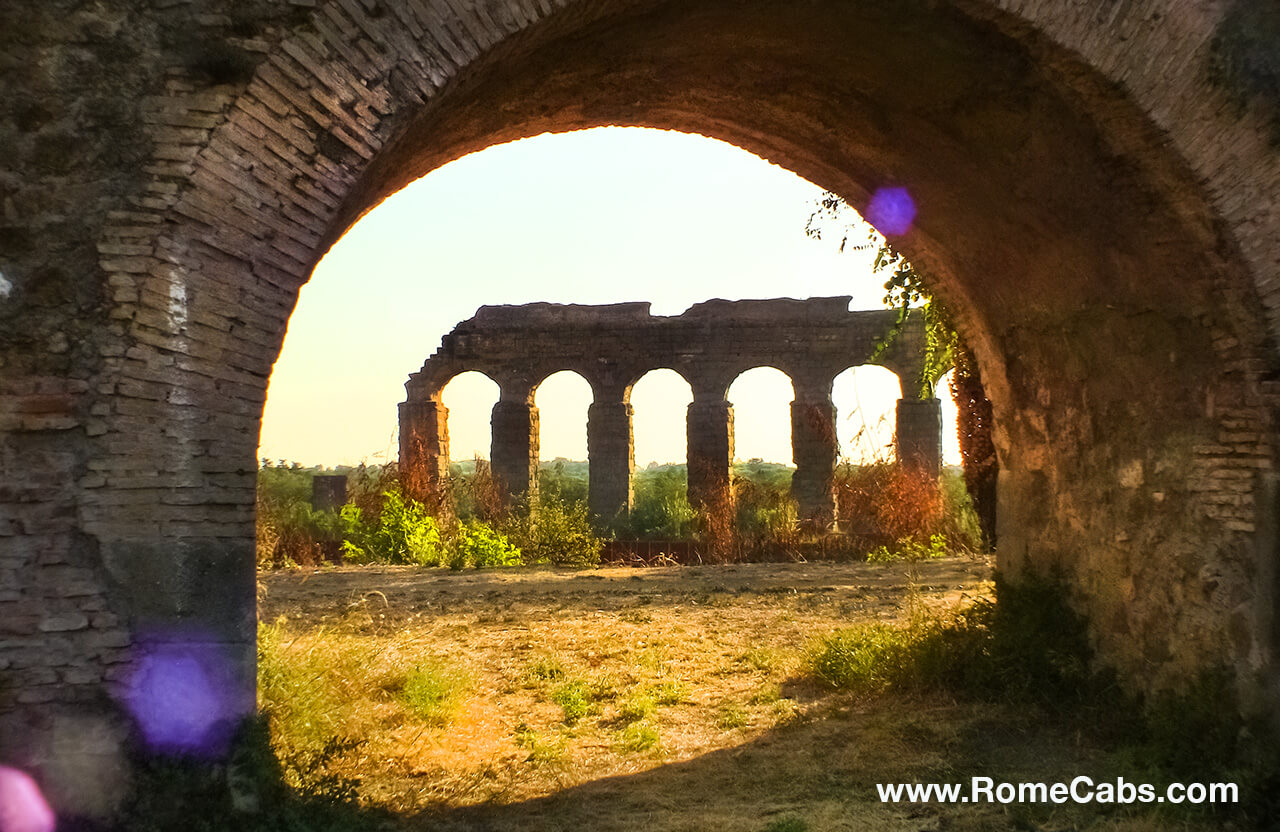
[2,0,1280,818]
[400,298,944,525]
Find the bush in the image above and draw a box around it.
[341,490,442,565]
[514,495,602,567]
[447,457,505,524]
[836,461,943,545]
[734,475,798,551]
[805,623,920,692]
[630,467,697,539]
[448,520,521,569]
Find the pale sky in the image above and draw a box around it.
[259,127,960,468]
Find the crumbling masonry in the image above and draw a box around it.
[400,298,943,525]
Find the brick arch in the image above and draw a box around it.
[4,0,1280,817]
[621,366,695,404]
[531,368,599,403]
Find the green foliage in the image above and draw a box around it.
[618,720,660,752]
[258,621,356,753]
[514,722,568,766]
[803,575,1098,704]
[866,533,950,563]
[617,692,657,725]
[339,491,442,565]
[938,467,984,551]
[806,192,953,397]
[538,459,589,506]
[738,647,782,673]
[551,679,597,724]
[650,679,687,705]
[734,474,798,550]
[515,494,603,567]
[256,463,344,567]
[630,466,697,539]
[401,660,469,726]
[805,623,915,692]
[448,519,521,570]
[524,654,567,684]
[717,703,748,730]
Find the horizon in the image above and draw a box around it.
[258,127,961,469]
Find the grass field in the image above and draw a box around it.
[255,560,1234,831]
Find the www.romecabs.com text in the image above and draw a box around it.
[877,776,1237,805]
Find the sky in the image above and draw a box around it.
[258,127,960,468]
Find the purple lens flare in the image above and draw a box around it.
[865,187,917,236]
[0,767,56,832]
[123,638,241,758]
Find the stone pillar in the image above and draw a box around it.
[687,399,735,516]
[791,394,838,527]
[398,399,449,503]
[588,401,634,524]
[896,397,943,476]
[491,401,539,502]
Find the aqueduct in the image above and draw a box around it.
[400,298,943,525]
[2,0,1280,818]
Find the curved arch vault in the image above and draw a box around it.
[2,0,1280,815]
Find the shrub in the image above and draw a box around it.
[447,457,505,524]
[341,490,442,565]
[538,459,589,507]
[734,476,798,552]
[630,467,697,539]
[514,495,602,567]
[836,461,944,545]
[514,722,568,766]
[805,623,918,692]
[717,703,748,730]
[401,660,469,726]
[802,575,1096,703]
[448,520,521,570]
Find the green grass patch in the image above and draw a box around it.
[738,646,781,673]
[401,660,469,726]
[650,679,687,705]
[524,653,566,684]
[514,721,569,766]
[618,720,661,752]
[617,691,657,724]
[551,679,600,724]
[717,703,748,730]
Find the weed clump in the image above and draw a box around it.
[401,660,469,726]
[551,679,598,724]
[618,719,661,752]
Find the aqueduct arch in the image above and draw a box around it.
[2,0,1280,816]
[400,298,942,525]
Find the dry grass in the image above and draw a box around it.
[256,561,1229,831]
